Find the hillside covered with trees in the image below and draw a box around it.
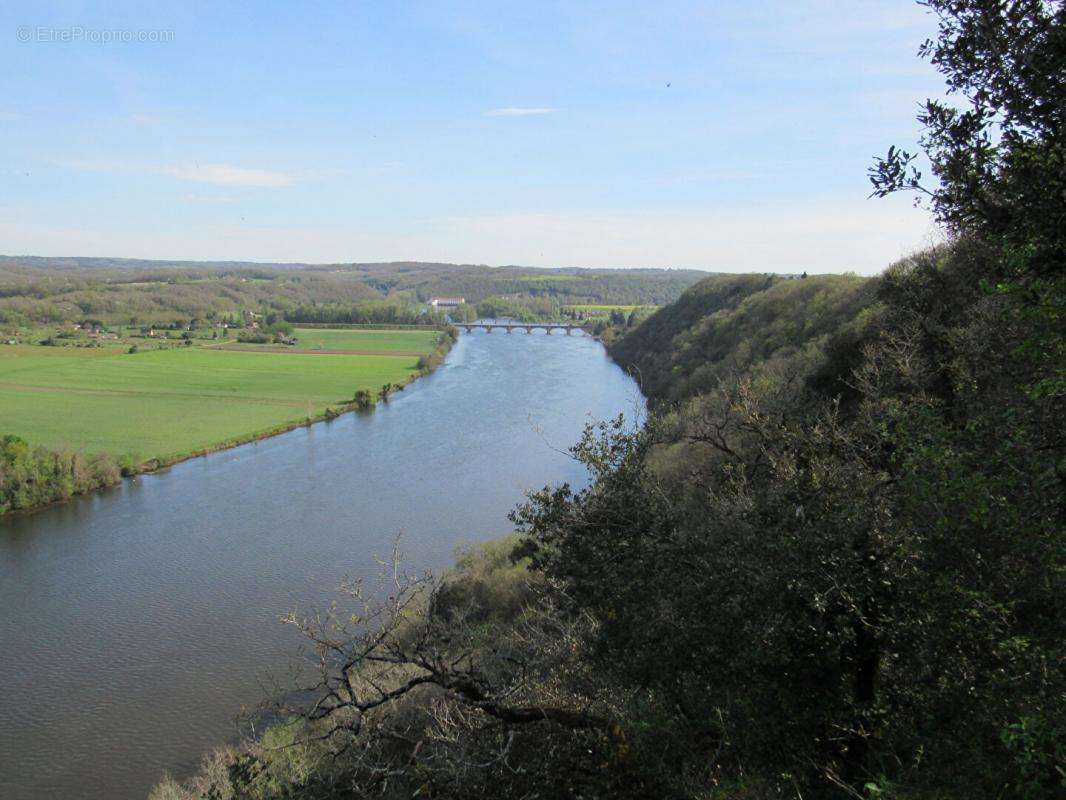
[606,272,877,406]
[153,3,1062,799]
[0,258,705,329]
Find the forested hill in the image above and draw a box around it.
[0,257,706,306]
[607,272,877,406]
[0,257,706,326]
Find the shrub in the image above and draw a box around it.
[0,436,123,514]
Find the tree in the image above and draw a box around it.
[352,389,375,411]
[870,0,1065,279]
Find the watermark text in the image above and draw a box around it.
[17,26,175,44]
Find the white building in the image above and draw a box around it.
[429,296,465,309]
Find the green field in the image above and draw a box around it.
[0,342,423,461]
[291,327,440,353]
[206,328,441,354]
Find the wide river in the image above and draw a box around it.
[0,330,643,800]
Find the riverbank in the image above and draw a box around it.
[138,327,455,472]
[149,534,534,800]
[0,327,457,517]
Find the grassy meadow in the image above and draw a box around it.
[208,327,442,354]
[0,339,425,462]
[289,327,440,353]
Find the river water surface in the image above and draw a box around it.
[0,331,643,800]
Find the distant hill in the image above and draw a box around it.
[0,255,323,272]
[0,256,710,326]
[0,255,709,276]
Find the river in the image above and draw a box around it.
[0,330,643,800]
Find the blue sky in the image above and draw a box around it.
[1,1,946,273]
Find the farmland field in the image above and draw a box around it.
[205,328,441,354]
[0,341,423,461]
[290,327,440,353]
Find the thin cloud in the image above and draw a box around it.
[484,107,556,117]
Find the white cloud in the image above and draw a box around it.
[484,107,556,117]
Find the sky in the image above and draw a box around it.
[0,1,948,273]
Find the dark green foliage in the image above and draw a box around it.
[415,326,456,375]
[285,300,444,327]
[351,389,375,411]
[415,352,440,373]
[514,237,1063,797]
[475,294,560,321]
[0,434,123,514]
[609,273,876,405]
[870,0,1065,278]
[236,331,272,344]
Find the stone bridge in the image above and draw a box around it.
[457,323,585,335]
